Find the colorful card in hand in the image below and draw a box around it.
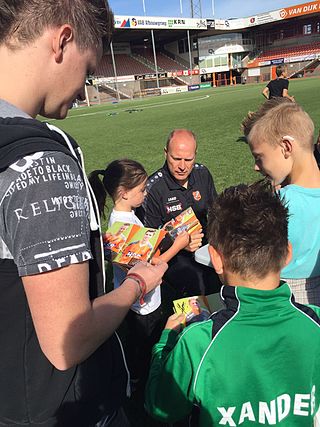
[164,207,201,239]
[113,226,166,266]
[103,222,139,261]
[173,294,224,325]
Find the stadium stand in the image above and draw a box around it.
[248,42,320,67]
[96,54,155,77]
[132,48,188,72]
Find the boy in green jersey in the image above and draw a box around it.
[145,180,320,426]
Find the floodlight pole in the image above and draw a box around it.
[110,41,120,102]
[211,0,215,16]
[180,0,183,15]
[187,30,193,83]
[142,0,159,90]
[151,30,160,89]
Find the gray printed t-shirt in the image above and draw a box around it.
[0,99,92,275]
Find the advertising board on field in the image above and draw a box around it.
[200,83,212,89]
[188,85,200,91]
[248,68,261,77]
[94,76,135,85]
[161,86,188,95]
[134,73,167,81]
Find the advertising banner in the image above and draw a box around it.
[134,73,167,80]
[248,68,261,77]
[94,76,135,84]
[203,2,320,31]
[161,86,188,95]
[200,83,212,89]
[200,65,229,73]
[115,2,320,33]
[188,85,200,91]
[114,15,207,30]
[279,1,320,20]
[284,54,316,63]
[271,58,285,65]
[258,60,272,66]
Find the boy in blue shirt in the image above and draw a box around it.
[243,99,320,305]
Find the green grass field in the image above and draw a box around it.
[51,78,320,197]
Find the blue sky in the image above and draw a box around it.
[109,0,301,18]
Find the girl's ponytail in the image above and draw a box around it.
[88,169,107,218]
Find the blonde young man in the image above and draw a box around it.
[0,1,167,425]
[243,99,320,305]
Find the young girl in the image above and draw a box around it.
[89,159,189,385]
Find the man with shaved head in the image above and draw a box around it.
[138,129,220,297]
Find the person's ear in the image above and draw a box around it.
[118,186,128,200]
[52,25,74,63]
[208,245,224,275]
[164,147,168,159]
[284,242,292,267]
[280,136,294,159]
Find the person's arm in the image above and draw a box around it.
[3,150,167,370]
[23,260,167,370]
[282,79,294,101]
[282,88,294,101]
[262,86,269,99]
[153,231,190,263]
[145,314,195,422]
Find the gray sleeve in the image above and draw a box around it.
[0,151,92,276]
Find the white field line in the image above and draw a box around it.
[46,85,254,122]
[47,94,211,121]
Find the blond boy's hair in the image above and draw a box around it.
[244,99,314,150]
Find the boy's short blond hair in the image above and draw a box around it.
[244,99,314,150]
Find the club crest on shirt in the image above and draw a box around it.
[193,191,201,201]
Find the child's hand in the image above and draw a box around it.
[185,229,204,252]
[103,232,112,242]
[151,256,162,266]
[173,230,190,250]
[165,313,186,332]
[163,219,173,230]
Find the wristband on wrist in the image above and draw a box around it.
[125,272,147,305]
